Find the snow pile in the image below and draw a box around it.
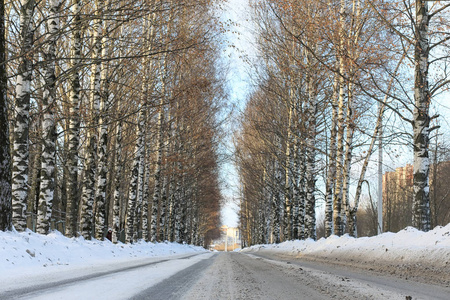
[243,224,450,270]
[0,229,206,277]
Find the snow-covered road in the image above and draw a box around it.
[0,252,214,300]
[2,226,450,300]
[2,251,450,299]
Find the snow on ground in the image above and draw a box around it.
[1,224,450,298]
[242,224,450,285]
[243,225,450,263]
[0,229,206,280]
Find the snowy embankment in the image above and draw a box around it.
[242,224,450,286]
[0,229,206,279]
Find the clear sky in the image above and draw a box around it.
[216,0,450,228]
[218,0,255,227]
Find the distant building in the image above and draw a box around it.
[382,162,450,232]
[382,164,413,232]
[210,225,241,251]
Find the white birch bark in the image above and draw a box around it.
[341,86,355,234]
[141,139,151,242]
[133,119,146,242]
[283,105,293,241]
[125,108,145,243]
[174,134,185,243]
[333,0,347,236]
[325,73,339,237]
[272,156,282,244]
[111,121,122,243]
[159,166,168,241]
[65,0,82,237]
[168,177,175,242]
[79,0,102,239]
[150,97,165,243]
[304,53,317,240]
[0,0,11,231]
[12,0,35,232]
[36,0,60,234]
[94,0,111,240]
[412,0,431,232]
[291,137,299,240]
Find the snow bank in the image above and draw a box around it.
[0,229,206,277]
[242,224,450,284]
[244,225,450,263]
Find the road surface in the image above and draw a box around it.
[2,251,449,299]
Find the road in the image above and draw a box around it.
[2,251,449,300]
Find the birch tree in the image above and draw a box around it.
[36,0,61,234]
[65,0,82,237]
[94,0,112,240]
[12,0,35,231]
[0,0,11,231]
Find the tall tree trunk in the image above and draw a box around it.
[133,119,146,241]
[79,0,102,239]
[304,63,317,240]
[94,0,111,240]
[65,0,82,237]
[141,138,151,241]
[297,137,306,240]
[12,0,35,232]
[159,166,168,241]
[291,139,299,240]
[333,0,347,237]
[37,0,60,234]
[111,122,122,243]
[283,105,293,241]
[341,87,355,234]
[151,103,164,242]
[0,0,12,231]
[412,0,431,232]
[272,158,282,244]
[125,108,145,243]
[27,121,41,230]
[325,74,339,237]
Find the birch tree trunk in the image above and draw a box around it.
[272,158,282,243]
[412,0,431,232]
[151,103,164,242]
[291,138,299,239]
[133,119,146,241]
[341,86,355,233]
[37,0,60,234]
[304,58,317,240]
[111,121,122,243]
[94,0,111,240]
[79,0,103,239]
[141,139,151,241]
[65,0,82,237]
[283,105,293,240]
[0,0,12,231]
[325,74,339,237]
[125,108,145,243]
[159,166,168,241]
[297,137,306,240]
[27,121,41,229]
[12,0,35,232]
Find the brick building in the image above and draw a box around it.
[382,162,450,232]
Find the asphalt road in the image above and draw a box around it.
[3,251,450,299]
[139,252,450,300]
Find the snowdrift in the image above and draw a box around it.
[242,224,450,285]
[0,229,206,277]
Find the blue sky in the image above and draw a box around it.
[218,0,255,227]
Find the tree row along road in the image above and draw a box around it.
[3,252,449,300]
